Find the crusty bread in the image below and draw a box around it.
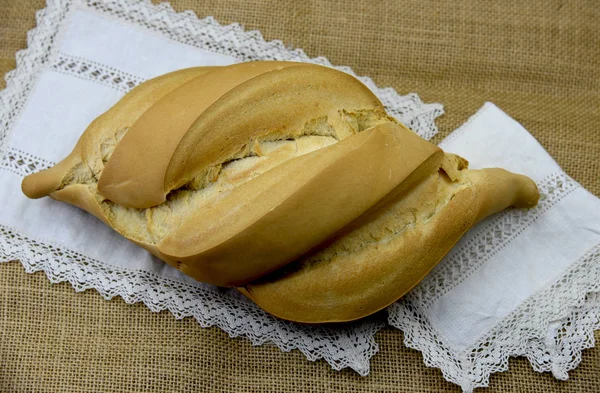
[21,66,215,200]
[239,160,539,323]
[21,61,540,323]
[159,123,442,285]
[98,62,382,209]
[98,61,302,208]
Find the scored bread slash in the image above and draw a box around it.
[21,66,214,200]
[158,123,441,286]
[239,161,539,323]
[21,61,540,323]
[98,62,383,209]
[98,61,303,209]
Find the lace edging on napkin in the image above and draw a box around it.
[390,241,600,392]
[387,108,600,392]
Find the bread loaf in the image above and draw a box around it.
[21,61,540,323]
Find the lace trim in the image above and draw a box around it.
[83,0,443,140]
[0,0,73,157]
[0,223,384,375]
[52,52,146,92]
[389,241,600,392]
[411,172,580,309]
[1,147,55,177]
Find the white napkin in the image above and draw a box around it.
[389,103,600,391]
[0,0,443,376]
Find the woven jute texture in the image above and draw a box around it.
[1,0,599,392]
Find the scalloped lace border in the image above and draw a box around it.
[390,212,600,392]
[0,223,386,375]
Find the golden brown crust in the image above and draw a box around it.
[20,61,541,324]
[21,151,81,199]
[21,66,214,200]
[238,162,540,323]
[238,176,478,323]
[50,185,110,226]
[98,61,302,208]
[50,186,171,266]
[165,64,383,199]
[158,123,441,286]
[466,168,540,222]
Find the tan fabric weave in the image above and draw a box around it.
[1,0,599,391]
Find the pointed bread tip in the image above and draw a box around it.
[21,169,62,199]
[21,153,80,199]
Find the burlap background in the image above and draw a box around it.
[1,0,599,391]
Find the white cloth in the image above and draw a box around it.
[388,103,600,391]
[1,1,598,389]
[0,0,443,377]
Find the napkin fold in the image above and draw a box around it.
[389,103,600,392]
